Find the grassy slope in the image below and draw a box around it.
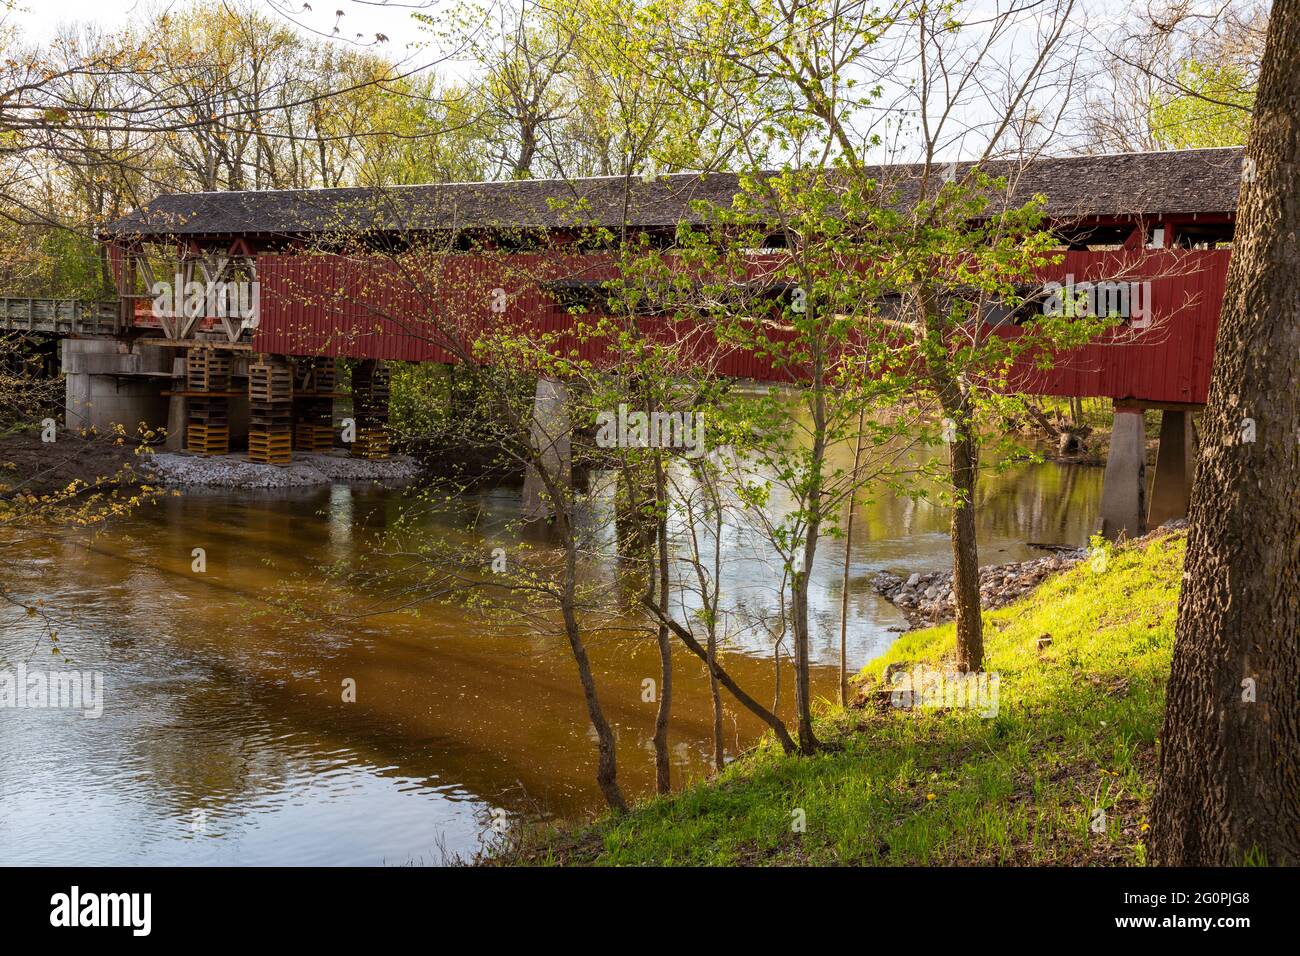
[506,532,1185,866]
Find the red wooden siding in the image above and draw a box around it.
[231,248,1230,404]
[1009,249,1229,404]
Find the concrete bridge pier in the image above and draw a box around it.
[1147,408,1198,528]
[165,357,187,451]
[521,376,572,521]
[1098,405,1147,541]
[1098,403,1201,540]
[62,338,171,435]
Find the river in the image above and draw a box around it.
[0,456,1101,865]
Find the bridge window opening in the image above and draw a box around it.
[1172,222,1235,249]
[543,279,612,312]
[1051,224,1137,251]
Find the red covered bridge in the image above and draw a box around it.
[89,145,1245,533]
[102,146,1241,401]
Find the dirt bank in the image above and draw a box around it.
[0,428,150,496]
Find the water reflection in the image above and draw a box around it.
[0,456,1101,865]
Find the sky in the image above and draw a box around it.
[5,0,1208,163]
[9,0,439,46]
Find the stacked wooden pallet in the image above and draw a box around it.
[294,421,334,452]
[248,358,293,465]
[187,349,230,390]
[351,360,391,460]
[186,418,229,455]
[186,349,230,456]
[292,357,336,452]
[352,427,391,459]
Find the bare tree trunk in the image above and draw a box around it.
[652,452,672,794]
[535,405,627,814]
[791,336,828,753]
[707,627,725,771]
[708,504,725,772]
[839,407,866,706]
[792,548,819,751]
[561,599,628,814]
[645,602,799,755]
[948,412,984,672]
[1149,0,1300,866]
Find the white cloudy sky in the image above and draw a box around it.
[9,0,438,44]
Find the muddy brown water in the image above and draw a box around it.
[0,459,1101,865]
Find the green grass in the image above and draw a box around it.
[497,531,1186,866]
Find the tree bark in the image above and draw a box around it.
[652,452,672,795]
[707,627,725,771]
[791,331,828,753]
[1149,0,1300,866]
[790,561,819,751]
[947,411,984,672]
[708,503,725,772]
[840,407,866,705]
[561,600,628,815]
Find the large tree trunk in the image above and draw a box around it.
[1148,0,1300,866]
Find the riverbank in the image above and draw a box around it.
[488,529,1185,866]
[0,428,148,495]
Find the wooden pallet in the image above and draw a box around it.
[248,429,292,465]
[187,350,231,391]
[188,396,230,427]
[353,361,391,423]
[314,360,337,392]
[187,424,229,456]
[293,357,337,394]
[294,393,333,415]
[249,362,292,403]
[250,407,293,428]
[294,423,334,452]
[351,426,390,460]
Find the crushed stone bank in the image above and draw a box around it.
[871,549,1087,628]
[143,451,425,488]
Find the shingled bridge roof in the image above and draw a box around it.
[104,146,1244,241]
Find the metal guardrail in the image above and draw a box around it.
[0,297,120,335]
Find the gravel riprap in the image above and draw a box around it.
[144,451,425,488]
[871,549,1086,628]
